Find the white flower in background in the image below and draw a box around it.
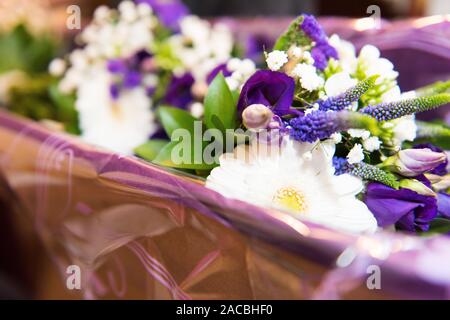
[347,143,365,164]
[324,72,357,97]
[190,102,204,118]
[266,50,288,71]
[225,58,256,91]
[358,45,398,82]
[171,15,234,84]
[48,58,67,77]
[363,136,381,152]
[78,1,156,61]
[328,34,357,74]
[0,70,27,102]
[206,138,377,234]
[75,65,156,155]
[292,63,324,91]
[0,0,51,34]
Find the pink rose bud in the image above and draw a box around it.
[242,104,273,131]
[395,148,447,177]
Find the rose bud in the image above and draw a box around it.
[386,148,447,177]
[242,104,274,131]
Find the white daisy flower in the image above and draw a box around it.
[206,138,377,234]
[75,66,157,155]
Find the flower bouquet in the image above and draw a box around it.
[137,14,450,235]
[1,0,450,300]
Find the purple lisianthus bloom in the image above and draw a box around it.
[301,14,327,44]
[414,143,448,176]
[164,72,195,109]
[438,193,450,218]
[245,34,274,64]
[207,64,232,85]
[237,70,296,117]
[365,182,438,232]
[136,0,189,32]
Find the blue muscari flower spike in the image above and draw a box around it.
[333,157,399,189]
[289,110,380,143]
[318,76,378,112]
[289,111,340,143]
[360,93,450,121]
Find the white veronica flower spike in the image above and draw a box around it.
[206,138,377,234]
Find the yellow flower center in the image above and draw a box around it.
[272,187,308,214]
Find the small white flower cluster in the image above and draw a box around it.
[54,1,157,94]
[347,129,381,153]
[292,63,324,92]
[266,47,322,92]
[266,50,288,71]
[170,15,234,84]
[225,58,256,91]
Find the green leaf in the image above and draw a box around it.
[134,139,169,161]
[153,140,217,170]
[157,106,197,137]
[273,16,310,51]
[48,82,79,134]
[421,218,450,236]
[203,73,236,133]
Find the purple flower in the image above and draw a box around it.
[109,83,120,100]
[391,148,447,177]
[365,182,438,232]
[123,71,142,88]
[237,70,296,117]
[311,43,338,70]
[289,111,339,143]
[136,0,189,32]
[107,59,127,74]
[438,193,450,218]
[245,34,273,63]
[301,14,327,44]
[414,143,448,176]
[207,64,232,85]
[333,157,350,176]
[164,72,194,109]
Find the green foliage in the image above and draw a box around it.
[416,80,450,96]
[273,16,310,51]
[134,139,168,161]
[203,72,237,134]
[7,75,79,133]
[0,24,57,74]
[157,106,197,137]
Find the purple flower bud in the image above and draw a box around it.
[109,83,120,100]
[242,104,274,131]
[393,148,447,177]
